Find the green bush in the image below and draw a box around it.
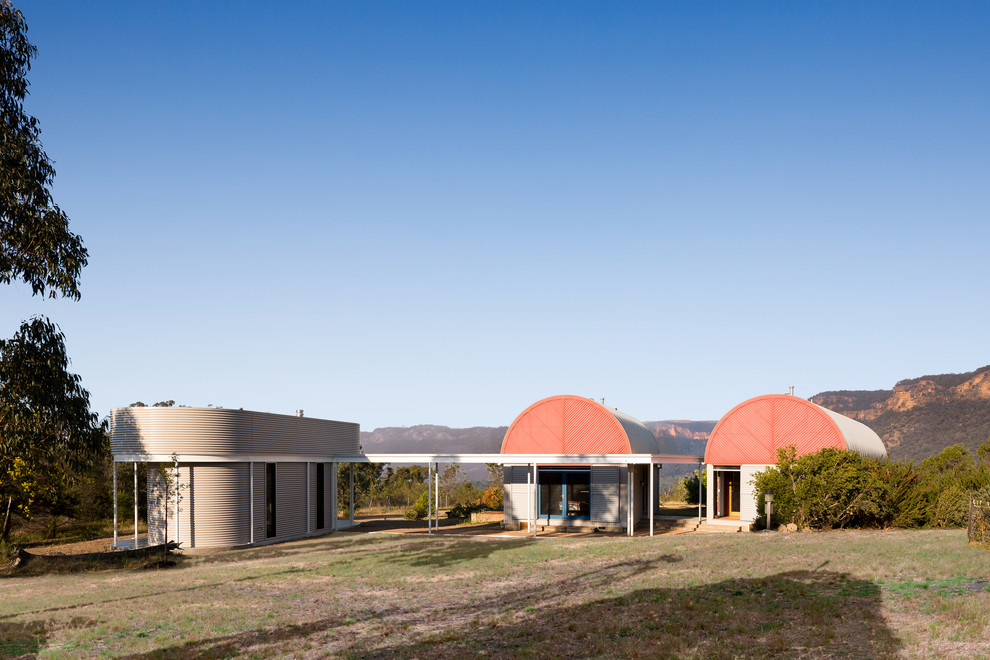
[403,491,430,520]
[752,443,990,531]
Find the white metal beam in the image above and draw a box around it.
[112,452,703,465]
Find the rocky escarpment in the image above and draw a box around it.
[812,366,990,462]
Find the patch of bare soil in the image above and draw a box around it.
[25,537,116,556]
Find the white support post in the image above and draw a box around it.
[331,462,338,531]
[698,465,703,522]
[649,464,655,537]
[174,462,180,545]
[349,464,355,523]
[526,465,533,529]
[627,466,633,537]
[434,468,440,529]
[133,462,138,547]
[249,462,254,545]
[112,461,118,546]
[306,462,311,534]
[532,463,538,539]
[427,463,433,534]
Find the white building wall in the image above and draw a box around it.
[741,464,772,524]
[705,464,715,522]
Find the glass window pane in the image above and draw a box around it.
[539,472,563,516]
[566,472,590,518]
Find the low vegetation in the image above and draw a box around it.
[0,527,987,657]
[746,441,990,531]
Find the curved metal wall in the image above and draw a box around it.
[705,394,886,465]
[501,395,659,455]
[111,407,359,457]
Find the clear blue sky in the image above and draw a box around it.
[5,1,988,429]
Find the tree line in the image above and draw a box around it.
[339,462,503,517]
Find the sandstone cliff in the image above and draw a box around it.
[811,365,990,462]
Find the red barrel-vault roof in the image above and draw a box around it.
[500,395,659,455]
[705,394,887,465]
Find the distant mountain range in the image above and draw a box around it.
[810,365,990,462]
[360,365,990,478]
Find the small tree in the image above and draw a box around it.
[156,453,184,562]
[485,463,503,489]
[0,317,105,540]
[683,469,707,505]
[481,485,503,510]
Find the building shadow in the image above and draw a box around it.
[350,568,901,659]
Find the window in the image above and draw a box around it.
[539,469,591,520]
[316,463,325,530]
[266,463,277,538]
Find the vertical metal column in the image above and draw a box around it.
[133,462,138,547]
[649,463,654,537]
[249,462,254,545]
[331,462,338,531]
[698,464,703,522]
[532,463,538,539]
[112,461,118,546]
[427,462,433,534]
[134,462,139,550]
[435,468,440,529]
[526,463,533,529]
[627,466,633,537]
[306,462,311,534]
[349,464,355,523]
[174,462,180,544]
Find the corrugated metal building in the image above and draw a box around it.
[704,394,887,526]
[111,407,359,549]
[501,395,661,532]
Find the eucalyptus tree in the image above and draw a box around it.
[0,1,87,298]
[0,317,105,540]
[0,2,103,539]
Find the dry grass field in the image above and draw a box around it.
[1,526,988,658]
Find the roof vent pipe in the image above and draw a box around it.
[788,386,795,396]
[296,409,304,417]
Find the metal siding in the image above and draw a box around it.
[706,395,846,465]
[110,407,360,457]
[308,463,316,532]
[820,407,888,457]
[591,466,620,523]
[506,466,531,523]
[501,395,655,456]
[276,463,307,540]
[611,410,661,454]
[253,463,266,543]
[180,463,251,548]
[739,465,766,524]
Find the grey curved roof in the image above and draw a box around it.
[818,405,888,458]
[610,407,662,454]
[111,406,360,458]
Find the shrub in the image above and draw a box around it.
[753,443,990,531]
[404,491,430,521]
[481,485,503,510]
[753,447,889,530]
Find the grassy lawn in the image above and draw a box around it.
[1,528,987,658]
